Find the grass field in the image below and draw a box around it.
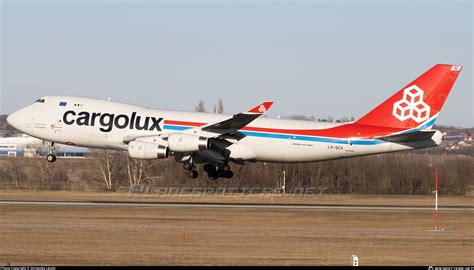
[0,191,473,266]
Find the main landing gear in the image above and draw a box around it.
[203,163,233,180]
[46,142,57,163]
[182,159,234,180]
[183,160,198,179]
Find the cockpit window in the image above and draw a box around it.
[35,99,45,103]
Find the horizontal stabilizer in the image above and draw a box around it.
[374,130,437,143]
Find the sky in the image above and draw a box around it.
[1,0,472,127]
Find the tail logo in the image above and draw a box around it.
[392,85,430,123]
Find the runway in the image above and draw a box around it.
[0,199,472,211]
[2,195,473,265]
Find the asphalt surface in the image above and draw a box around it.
[0,199,472,211]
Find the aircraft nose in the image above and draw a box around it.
[7,112,18,127]
[7,109,26,131]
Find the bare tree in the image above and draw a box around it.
[287,115,311,121]
[29,157,69,190]
[213,99,224,114]
[195,100,206,112]
[6,158,26,188]
[92,150,116,191]
[127,156,145,187]
[128,158,140,186]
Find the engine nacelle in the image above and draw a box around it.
[167,133,209,152]
[128,140,169,159]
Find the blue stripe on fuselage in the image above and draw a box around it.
[240,131,384,145]
[163,125,384,145]
[164,125,190,131]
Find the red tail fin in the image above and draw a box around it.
[355,64,462,129]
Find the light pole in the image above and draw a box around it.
[435,169,439,231]
[282,170,286,194]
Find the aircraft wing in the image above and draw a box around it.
[155,101,274,163]
[199,101,273,136]
[121,101,273,145]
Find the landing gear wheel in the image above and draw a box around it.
[204,164,219,180]
[203,164,214,173]
[46,142,56,162]
[203,164,233,180]
[223,170,233,179]
[188,170,198,179]
[183,162,193,171]
[46,154,57,163]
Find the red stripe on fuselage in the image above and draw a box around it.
[244,124,405,138]
[164,120,205,127]
[163,120,404,139]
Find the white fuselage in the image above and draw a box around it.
[8,96,437,163]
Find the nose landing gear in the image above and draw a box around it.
[46,142,57,163]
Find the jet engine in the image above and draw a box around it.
[128,140,169,159]
[167,133,209,152]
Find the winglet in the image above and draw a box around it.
[247,102,273,114]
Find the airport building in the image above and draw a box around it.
[0,134,88,158]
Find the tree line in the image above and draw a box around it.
[0,151,472,195]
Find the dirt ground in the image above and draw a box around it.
[0,191,473,266]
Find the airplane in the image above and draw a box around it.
[7,64,462,179]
